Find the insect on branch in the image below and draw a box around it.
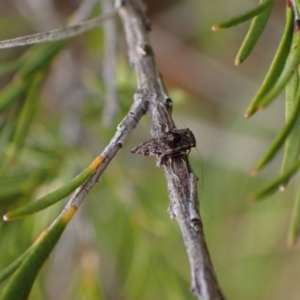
[119,0,226,299]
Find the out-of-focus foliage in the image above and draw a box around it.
[0,1,299,300]
[213,0,300,248]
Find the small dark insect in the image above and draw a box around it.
[131,128,196,164]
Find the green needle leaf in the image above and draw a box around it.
[0,118,16,168]
[252,160,300,201]
[235,0,275,65]
[0,164,57,202]
[10,71,48,157]
[280,69,300,188]
[252,82,300,174]
[0,42,65,117]
[0,59,23,76]
[0,206,77,300]
[0,175,32,201]
[0,79,29,114]
[0,249,32,284]
[288,176,300,247]
[4,156,103,220]
[245,5,294,117]
[212,0,275,30]
[18,40,65,79]
[258,28,300,109]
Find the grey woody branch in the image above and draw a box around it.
[0,7,118,49]
[118,0,226,299]
[31,0,226,298]
[52,93,147,225]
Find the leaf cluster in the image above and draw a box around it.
[213,0,300,246]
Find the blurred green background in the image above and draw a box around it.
[0,0,299,299]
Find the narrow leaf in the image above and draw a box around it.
[280,68,300,188]
[0,249,32,284]
[0,175,32,200]
[0,118,16,168]
[0,164,57,202]
[0,206,77,300]
[0,79,28,114]
[245,5,294,117]
[252,160,300,201]
[0,59,23,76]
[212,0,275,30]
[10,71,48,157]
[4,156,103,220]
[252,83,300,173]
[288,175,300,247]
[258,28,300,109]
[18,41,65,79]
[235,0,275,65]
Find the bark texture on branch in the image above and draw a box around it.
[117,0,226,299]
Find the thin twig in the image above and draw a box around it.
[117,0,226,299]
[50,92,147,227]
[0,7,119,49]
[18,0,226,298]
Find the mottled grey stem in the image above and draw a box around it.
[118,0,226,299]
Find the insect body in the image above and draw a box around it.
[131,128,196,163]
